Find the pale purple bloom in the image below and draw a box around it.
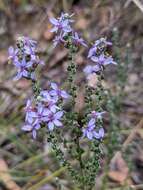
[13,57,33,80]
[91,54,117,66]
[82,118,104,140]
[31,55,45,66]
[9,36,43,81]
[25,99,34,123]
[88,38,112,59]
[8,46,18,61]
[82,119,96,140]
[53,34,65,47]
[59,13,74,23]
[89,111,106,120]
[93,128,104,139]
[94,37,112,47]
[45,110,64,131]
[40,90,59,112]
[19,36,37,55]
[49,83,69,100]
[72,32,87,47]
[29,104,49,121]
[83,65,100,76]
[49,16,72,34]
[88,46,97,58]
[22,122,41,139]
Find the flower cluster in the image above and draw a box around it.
[49,13,87,47]
[22,82,69,138]
[82,111,105,140]
[8,36,43,81]
[84,37,117,78]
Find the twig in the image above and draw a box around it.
[62,0,69,12]
[122,118,143,152]
[110,118,143,165]
[124,0,143,12]
[26,166,66,190]
[132,0,143,12]
[0,158,21,190]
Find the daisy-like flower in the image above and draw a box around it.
[49,82,69,100]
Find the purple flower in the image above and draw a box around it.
[83,65,100,78]
[18,36,37,55]
[29,104,49,121]
[88,46,97,58]
[40,90,59,112]
[22,121,41,139]
[25,99,34,123]
[89,111,106,120]
[93,128,104,139]
[82,118,96,140]
[91,54,117,66]
[31,55,45,67]
[94,37,112,47]
[53,34,65,47]
[49,17,72,34]
[45,110,64,131]
[59,13,74,23]
[8,46,18,61]
[49,83,69,100]
[9,37,44,82]
[13,57,33,80]
[82,118,105,140]
[72,32,87,47]
[88,38,112,59]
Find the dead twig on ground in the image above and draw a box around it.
[125,0,143,12]
[0,158,21,190]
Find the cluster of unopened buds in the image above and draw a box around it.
[8,13,117,141]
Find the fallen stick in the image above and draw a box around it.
[0,158,21,190]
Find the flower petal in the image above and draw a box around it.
[22,125,33,131]
[54,119,62,126]
[48,122,54,131]
[55,111,64,119]
[87,131,93,140]
[32,130,37,139]
[51,82,58,90]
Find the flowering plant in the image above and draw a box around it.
[9,13,117,189]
